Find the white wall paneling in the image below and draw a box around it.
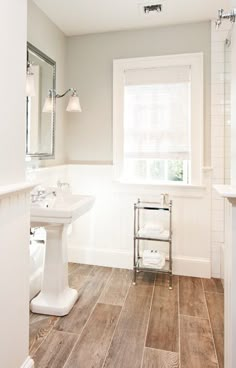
[214,185,236,368]
[29,165,212,278]
[26,165,69,187]
[0,188,33,368]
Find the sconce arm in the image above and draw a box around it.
[56,88,77,99]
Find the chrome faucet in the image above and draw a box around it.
[57,180,71,191]
[31,187,56,203]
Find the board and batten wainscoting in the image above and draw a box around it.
[0,183,35,368]
[27,165,212,278]
[214,185,236,368]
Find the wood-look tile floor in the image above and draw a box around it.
[30,264,224,368]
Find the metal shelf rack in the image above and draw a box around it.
[133,198,173,289]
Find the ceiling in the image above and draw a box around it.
[33,0,230,36]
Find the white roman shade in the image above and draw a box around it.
[123,65,191,160]
[125,66,191,85]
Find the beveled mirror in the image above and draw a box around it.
[26,42,56,159]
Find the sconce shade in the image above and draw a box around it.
[66,95,82,112]
[43,88,81,113]
[26,74,35,97]
[43,96,54,113]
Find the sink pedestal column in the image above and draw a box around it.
[30,224,78,316]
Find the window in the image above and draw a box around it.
[113,54,203,185]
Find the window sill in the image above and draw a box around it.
[112,179,207,198]
[116,179,205,188]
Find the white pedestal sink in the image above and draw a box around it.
[30,193,95,316]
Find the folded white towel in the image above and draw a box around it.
[144,222,164,233]
[156,230,169,240]
[143,261,165,268]
[138,229,169,240]
[143,250,166,268]
[143,249,163,260]
[144,259,162,264]
[143,255,166,269]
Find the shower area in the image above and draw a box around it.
[224,30,232,186]
[222,25,233,282]
[212,10,235,367]
[211,12,234,282]
[215,7,235,185]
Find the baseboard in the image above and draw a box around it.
[68,246,133,269]
[173,256,211,278]
[20,357,34,368]
[68,245,211,278]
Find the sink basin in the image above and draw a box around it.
[30,191,95,317]
[31,194,95,225]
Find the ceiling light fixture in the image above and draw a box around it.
[143,4,162,14]
[43,88,81,113]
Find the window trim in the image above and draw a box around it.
[113,53,204,185]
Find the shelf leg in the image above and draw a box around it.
[169,274,173,290]
[133,204,137,285]
[133,269,137,285]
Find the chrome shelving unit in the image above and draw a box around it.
[133,198,173,289]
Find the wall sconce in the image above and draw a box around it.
[43,88,81,113]
[26,62,35,97]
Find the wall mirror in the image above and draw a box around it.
[26,42,56,159]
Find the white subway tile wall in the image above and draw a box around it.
[211,21,231,278]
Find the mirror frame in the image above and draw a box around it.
[26,42,56,159]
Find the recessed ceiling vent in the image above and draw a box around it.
[143,4,162,15]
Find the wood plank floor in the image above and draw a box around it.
[205,292,224,368]
[146,275,179,352]
[30,265,224,368]
[142,348,179,368]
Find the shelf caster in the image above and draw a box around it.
[133,282,136,285]
[169,286,173,290]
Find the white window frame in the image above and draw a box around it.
[113,53,203,185]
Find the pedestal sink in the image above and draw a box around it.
[30,193,95,316]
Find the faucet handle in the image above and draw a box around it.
[37,188,46,195]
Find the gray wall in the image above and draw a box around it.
[66,22,211,165]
